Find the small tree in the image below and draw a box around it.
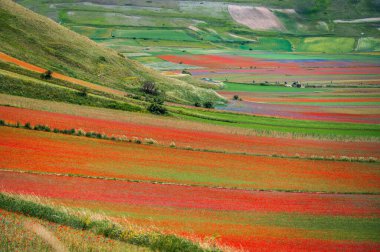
[40,70,52,80]
[148,103,167,115]
[141,81,159,95]
[203,101,214,109]
[233,95,239,100]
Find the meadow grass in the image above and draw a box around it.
[291,37,356,53]
[113,29,197,41]
[0,69,142,112]
[0,193,218,252]
[1,209,150,252]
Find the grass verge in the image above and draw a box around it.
[0,193,219,252]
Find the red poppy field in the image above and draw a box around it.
[1,170,379,251]
[1,105,379,159]
[158,54,380,86]
[2,126,380,193]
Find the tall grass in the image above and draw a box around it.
[0,193,219,252]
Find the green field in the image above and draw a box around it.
[170,106,380,139]
[70,26,112,39]
[113,29,197,41]
[292,37,356,53]
[356,37,380,52]
[239,37,293,52]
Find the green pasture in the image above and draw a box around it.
[239,37,293,52]
[356,37,380,52]
[70,26,112,39]
[170,106,380,139]
[112,29,197,41]
[137,39,216,49]
[292,37,356,53]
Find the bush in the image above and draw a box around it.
[233,95,239,100]
[148,103,167,115]
[203,101,214,109]
[24,122,32,129]
[0,120,5,126]
[40,70,52,80]
[182,69,192,75]
[78,87,88,97]
[141,81,159,95]
[194,102,201,107]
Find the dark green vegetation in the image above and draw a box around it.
[0,0,223,105]
[0,193,215,252]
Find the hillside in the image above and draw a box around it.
[1,1,380,251]
[0,0,224,105]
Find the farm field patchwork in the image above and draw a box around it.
[1,171,379,251]
[217,84,380,124]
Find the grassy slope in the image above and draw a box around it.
[1,210,150,252]
[0,193,213,252]
[0,0,224,105]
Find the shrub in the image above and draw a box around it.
[40,70,52,80]
[24,122,32,129]
[132,137,142,144]
[203,101,214,109]
[145,138,157,145]
[0,120,5,126]
[141,81,159,95]
[78,87,88,97]
[194,102,201,107]
[182,69,192,75]
[148,103,167,115]
[233,95,239,100]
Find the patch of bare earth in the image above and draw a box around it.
[228,5,285,31]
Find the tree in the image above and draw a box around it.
[141,81,159,95]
